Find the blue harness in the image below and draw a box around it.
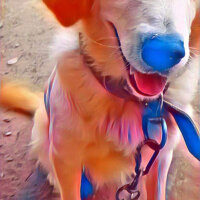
[44,74,200,200]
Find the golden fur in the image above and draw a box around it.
[0,0,199,199]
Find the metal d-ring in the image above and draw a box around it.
[141,117,168,176]
[142,116,167,149]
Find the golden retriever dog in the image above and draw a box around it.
[0,0,200,199]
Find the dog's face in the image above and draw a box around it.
[43,0,199,100]
[100,0,196,70]
[98,0,197,99]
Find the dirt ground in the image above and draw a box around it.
[0,0,199,199]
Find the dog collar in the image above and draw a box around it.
[79,28,200,161]
[79,24,200,158]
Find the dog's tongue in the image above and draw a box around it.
[134,71,167,96]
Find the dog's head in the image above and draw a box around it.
[43,0,199,101]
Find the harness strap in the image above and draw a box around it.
[44,67,57,118]
[43,68,94,200]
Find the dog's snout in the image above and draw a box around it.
[141,33,185,73]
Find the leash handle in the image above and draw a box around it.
[163,101,200,161]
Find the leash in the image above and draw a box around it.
[116,96,167,200]
[116,95,200,200]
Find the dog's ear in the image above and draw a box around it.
[43,0,94,26]
[190,8,200,51]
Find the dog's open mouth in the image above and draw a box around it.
[110,23,168,98]
[128,69,167,97]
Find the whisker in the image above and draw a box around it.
[105,50,122,63]
[189,46,200,50]
[84,34,120,49]
[190,51,199,57]
[95,36,118,42]
[190,46,200,55]
[189,47,200,54]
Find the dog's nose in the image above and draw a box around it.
[141,34,185,73]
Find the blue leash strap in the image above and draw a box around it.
[116,97,200,200]
[163,101,200,161]
[143,97,200,161]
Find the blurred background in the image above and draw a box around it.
[0,0,199,199]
